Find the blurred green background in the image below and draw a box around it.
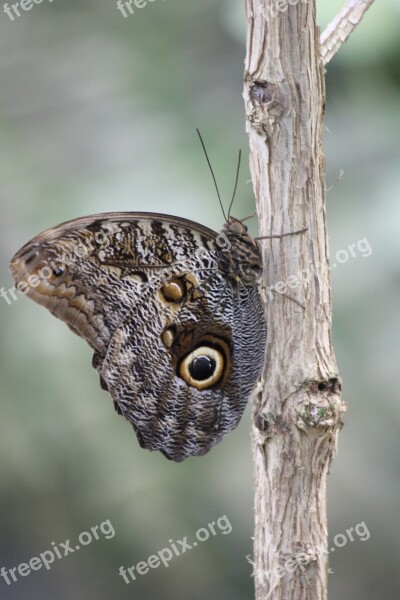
[0,1,399,598]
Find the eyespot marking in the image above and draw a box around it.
[178,339,229,390]
[160,277,186,303]
[161,327,175,348]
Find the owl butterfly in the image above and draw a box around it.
[9,141,267,461]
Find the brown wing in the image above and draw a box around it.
[9,211,267,461]
[9,212,218,354]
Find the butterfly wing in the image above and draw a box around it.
[100,257,265,461]
[10,212,266,461]
[9,213,216,354]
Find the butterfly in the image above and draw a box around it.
[9,211,266,461]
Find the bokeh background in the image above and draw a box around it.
[1,1,399,598]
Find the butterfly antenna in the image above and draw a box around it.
[227,149,241,221]
[240,210,257,224]
[196,128,227,222]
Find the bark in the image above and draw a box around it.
[244,0,376,595]
[320,0,375,65]
[243,1,347,598]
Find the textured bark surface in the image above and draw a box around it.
[320,0,375,65]
[243,1,346,598]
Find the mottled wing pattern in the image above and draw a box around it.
[9,213,215,353]
[10,212,266,461]
[101,259,265,461]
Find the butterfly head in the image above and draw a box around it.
[217,217,263,285]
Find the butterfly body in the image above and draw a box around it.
[10,212,266,461]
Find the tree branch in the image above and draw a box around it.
[243,0,346,598]
[320,0,375,65]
